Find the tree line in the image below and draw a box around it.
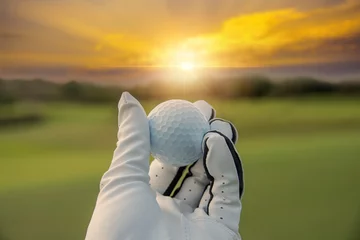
[1,76,359,105]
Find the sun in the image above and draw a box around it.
[180,61,195,71]
[158,47,204,72]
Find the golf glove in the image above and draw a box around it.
[85,92,244,240]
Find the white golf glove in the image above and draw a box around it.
[85,92,244,240]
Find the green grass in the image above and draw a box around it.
[1,98,360,240]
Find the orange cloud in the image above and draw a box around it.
[4,0,360,68]
[164,1,360,67]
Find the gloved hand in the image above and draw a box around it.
[85,92,244,240]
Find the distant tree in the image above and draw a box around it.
[235,76,273,98]
[80,84,120,103]
[0,79,16,104]
[2,78,61,101]
[131,85,153,100]
[337,81,360,95]
[271,77,335,96]
[60,81,122,103]
[61,81,82,101]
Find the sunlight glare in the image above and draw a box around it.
[180,62,194,71]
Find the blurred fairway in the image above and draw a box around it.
[1,98,360,240]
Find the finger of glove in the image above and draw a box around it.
[197,183,211,212]
[210,118,238,144]
[148,100,215,196]
[149,159,186,196]
[200,132,244,234]
[194,100,216,121]
[101,91,152,190]
[87,92,162,240]
[172,158,210,209]
[172,118,237,208]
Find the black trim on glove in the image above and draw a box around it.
[202,131,244,215]
[163,166,187,196]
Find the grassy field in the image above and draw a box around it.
[1,98,360,240]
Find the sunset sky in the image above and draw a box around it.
[1,0,360,80]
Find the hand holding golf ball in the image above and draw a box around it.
[86,92,244,240]
[148,100,210,167]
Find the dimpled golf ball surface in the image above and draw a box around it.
[148,100,210,166]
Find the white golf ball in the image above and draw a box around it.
[148,100,210,166]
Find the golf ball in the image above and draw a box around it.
[148,100,210,166]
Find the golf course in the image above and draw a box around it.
[1,97,360,240]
